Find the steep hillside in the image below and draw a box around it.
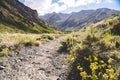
[0,0,57,33]
[44,12,62,25]
[41,8,120,31]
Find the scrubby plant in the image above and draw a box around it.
[0,47,9,57]
[47,35,55,40]
[18,36,41,46]
[41,34,56,41]
[60,37,73,52]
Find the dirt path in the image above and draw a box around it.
[0,36,70,80]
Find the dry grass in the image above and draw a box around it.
[0,33,62,47]
[0,33,63,58]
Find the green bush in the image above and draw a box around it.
[19,37,40,47]
[111,23,120,35]
[0,48,9,57]
[47,35,54,40]
[41,35,55,40]
[60,37,73,52]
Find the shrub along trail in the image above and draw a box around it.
[0,36,70,80]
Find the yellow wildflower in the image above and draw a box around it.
[103,73,109,79]
[108,58,114,63]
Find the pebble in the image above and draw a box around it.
[0,65,5,70]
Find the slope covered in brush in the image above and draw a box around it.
[60,15,120,80]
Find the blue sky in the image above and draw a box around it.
[19,0,120,15]
[19,0,25,3]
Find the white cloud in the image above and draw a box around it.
[106,0,113,3]
[24,0,113,15]
[59,0,76,7]
[24,0,67,15]
[75,0,95,6]
[58,0,102,7]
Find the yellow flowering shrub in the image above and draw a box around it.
[77,54,116,80]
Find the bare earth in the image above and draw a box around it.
[0,36,70,80]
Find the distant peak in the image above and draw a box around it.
[96,8,111,10]
[53,12,57,14]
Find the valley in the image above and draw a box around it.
[0,0,120,80]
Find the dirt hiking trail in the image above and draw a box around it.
[0,36,70,80]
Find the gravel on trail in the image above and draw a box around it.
[0,36,71,80]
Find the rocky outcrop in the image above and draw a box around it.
[6,0,40,23]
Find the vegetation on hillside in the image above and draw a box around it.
[0,20,60,33]
[60,16,120,80]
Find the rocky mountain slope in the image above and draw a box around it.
[41,8,120,31]
[0,0,57,33]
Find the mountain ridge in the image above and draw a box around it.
[41,8,120,31]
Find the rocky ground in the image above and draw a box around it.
[0,36,71,80]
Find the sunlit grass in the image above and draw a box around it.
[0,33,62,47]
[0,33,63,58]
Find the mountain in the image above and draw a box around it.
[0,0,57,33]
[40,12,70,27]
[41,8,120,31]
